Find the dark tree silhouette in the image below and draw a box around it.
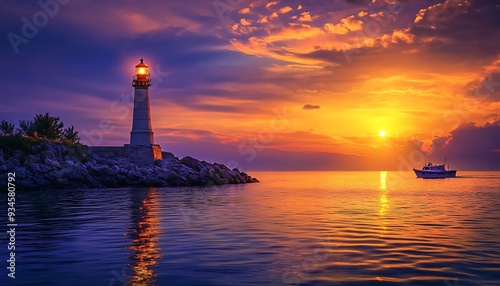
[62,125,80,143]
[19,120,36,137]
[32,113,64,140]
[0,120,14,135]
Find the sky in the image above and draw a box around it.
[1,0,499,171]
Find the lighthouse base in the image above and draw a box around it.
[92,144,163,166]
[130,130,154,146]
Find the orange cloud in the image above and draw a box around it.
[240,18,251,26]
[266,1,278,9]
[298,12,314,22]
[279,6,293,14]
[239,7,251,14]
[324,15,364,35]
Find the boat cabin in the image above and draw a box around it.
[422,163,445,171]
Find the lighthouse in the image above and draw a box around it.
[130,58,154,145]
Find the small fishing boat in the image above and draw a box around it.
[413,162,457,178]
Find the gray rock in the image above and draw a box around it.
[87,164,114,177]
[116,174,127,184]
[44,172,69,186]
[143,174,167,186]
[200,166,225,185]
[84,176,103,188]
[127,170,142,181]
[13,150,23,161]
[24,154,40,165]
[161,152,179,163]
[45,158,61,169]
[180,156,203,172]
[41,150,58,162]
[104,159,119,166]
[186,174,202,185]
[60,167,88,182]
[14,167,29,180]
[28,163,52,174]
[7,157,20,168]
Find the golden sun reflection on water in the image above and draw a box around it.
[128,188,162,285]
[379,171,389,233]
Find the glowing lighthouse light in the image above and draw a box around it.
[134,58,149,80]
[137,67,147,74]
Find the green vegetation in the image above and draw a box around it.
[0,113,81,155]
[62,125,80,144]
[0,133,39,157]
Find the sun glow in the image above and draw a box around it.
[379,130,386,137]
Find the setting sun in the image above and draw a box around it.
[379,130,386,137]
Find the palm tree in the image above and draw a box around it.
[18,120,36,137]
[32,113,64,140]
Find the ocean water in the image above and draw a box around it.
[1,171,499,286]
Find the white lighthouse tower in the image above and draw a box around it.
[130,58,154,145]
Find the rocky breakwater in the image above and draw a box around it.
[0,140,258,190]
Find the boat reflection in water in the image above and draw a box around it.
[127,188,162,285]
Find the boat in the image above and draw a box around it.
[413,162,457,178]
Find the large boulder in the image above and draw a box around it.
[24,154,41,165]
[14,167,30,180]
[86,164,114,177]
[44,172,70,187]
[41,150,58,162]
[127,170,142,182]
[28,163,52,174]
[143,173,168,187]
[60,166,89,182]
[40,150,61,170]
[200,165,225,185]
[180,156,204,172]
[161,152,179,164]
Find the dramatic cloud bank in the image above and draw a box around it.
[1,0,499,170]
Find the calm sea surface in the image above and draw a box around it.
[1,171,499,286]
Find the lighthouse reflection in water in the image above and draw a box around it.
[127,188,161,284]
